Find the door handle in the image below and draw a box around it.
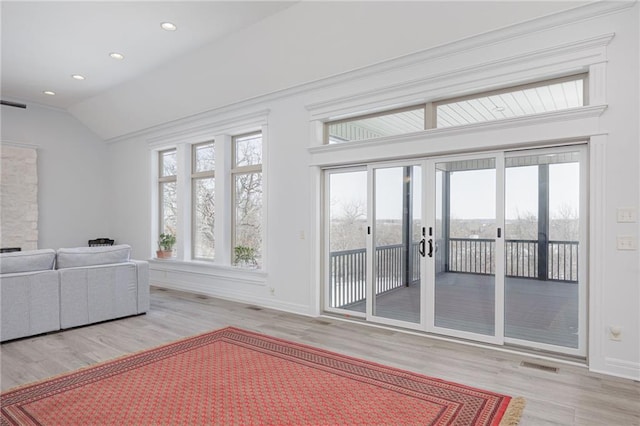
[428,239,433,258]
[419,239,426,257]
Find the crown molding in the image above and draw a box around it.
[306,33,615,120]
[107,1,630,144]
[146,109,270,148]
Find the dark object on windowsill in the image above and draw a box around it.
[88,238,115,247]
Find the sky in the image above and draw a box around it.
[328,160,580,222]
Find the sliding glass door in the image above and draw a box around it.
[324,145,586,356]
[325,169,368,316]
[503,148,586,354]
[371,164,423,326]
[428,154,503,344]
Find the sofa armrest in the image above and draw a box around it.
[131,260,150,314]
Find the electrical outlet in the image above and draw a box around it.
[299,230,305,240]
[617,236,637,250]
[616,208,637,223]
[269,287,275,296]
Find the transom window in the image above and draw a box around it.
[325,74,587,144]
[327,105,425,144]
[436,74,586,128]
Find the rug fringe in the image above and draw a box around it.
[499,397,526,425]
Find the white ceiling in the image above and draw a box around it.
[1,1,295,109]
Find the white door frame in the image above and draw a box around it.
[321,144,587,356]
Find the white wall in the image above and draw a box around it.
[106,2,639,380]
[1,104,110,249]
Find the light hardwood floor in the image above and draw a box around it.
[1,287,638,425]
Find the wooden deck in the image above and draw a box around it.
[344,272,579,349]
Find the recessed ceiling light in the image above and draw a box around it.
[160,22,177,31]
[109,52,124,60]
[71,74,85,81]
[43,90,56,96]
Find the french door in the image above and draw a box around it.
[324,145,587,356]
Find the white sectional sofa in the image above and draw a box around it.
[0,245,149,342]
[0,249,59,342]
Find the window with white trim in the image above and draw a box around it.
[324,74,587,143]
[158,149,177,239]
[232,132,263,269]
[435,74,586,128]
[326,105,425,144]
[192,141,215,260]
[152,123,266,271]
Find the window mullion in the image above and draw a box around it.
[176,143,191,260]
[158,176,176,183]
[191,170,215,180]
[216,134,232,266]
[231,164,261,174]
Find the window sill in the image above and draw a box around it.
[149,258,267,285]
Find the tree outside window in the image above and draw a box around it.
[232,133,262,268]
[159,149,177,242]
[192,142,215,260]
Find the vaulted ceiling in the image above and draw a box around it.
[2,1,591,141]
[1,1,295,109]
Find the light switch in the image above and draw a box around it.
[617,236,637,250]
[617,208,637,223]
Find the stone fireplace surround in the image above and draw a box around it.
[1,143,38,251]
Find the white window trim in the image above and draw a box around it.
[306,33,614,148]
[306,34,612,368]
[231,131,264,268]
[157,148,177,239]
[148,110,269,280]
[310,105,606,167]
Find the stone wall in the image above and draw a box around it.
[1,144,38,250]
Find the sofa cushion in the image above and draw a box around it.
[57,245,131,269]
[0,249,56,274]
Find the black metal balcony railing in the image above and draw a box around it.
[450,238,579,282]
[329,238,578,308]
[329,247,366,308]
[449,238,494,275]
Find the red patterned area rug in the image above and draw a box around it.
[1,327,524,425]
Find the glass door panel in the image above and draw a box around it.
[434,158,497,336]
[327,170,368,314]
[372,165,422,324]
[504,150,583,351]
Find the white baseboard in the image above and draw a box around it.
[152,280,313,318]
[590,358,640,381]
